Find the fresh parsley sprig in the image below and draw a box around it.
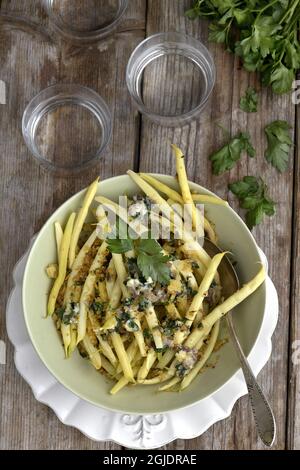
[210,132,255,175]
[229,176,276,229]
[107,235,171,285]
[264,120,293,172]
[106,237,133,254]
[240,87,258,113]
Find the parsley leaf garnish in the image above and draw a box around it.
[137,251,171,285]
[229,176,276,229]
[264,120,293,172]
[107,234,171,285]
[138,238,162,255]
[106,217,133,253]
[240,87,258,113]
[107,237,133,254]
[210,132,255,175]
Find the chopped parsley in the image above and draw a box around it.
[186,286,198,298]
[55,303,78,325]
[143,328,152,339]
[138,298,151,311]
[240,87,258,113]
[126,319,139,332]
[175,363,188,378]
[154,345,168,354]
[163,319,180,337]
[117,310,131,322]
[91,301,105,317]
[55,307,65,320]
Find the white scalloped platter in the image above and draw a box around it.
[6,237,278,449]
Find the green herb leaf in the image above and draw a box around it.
[55,307,65,321]
[135,237,171,285]
[285,41,300,70]
[143,327,152,339]
[270,63,295,94]
[210,132,255,175]
[175,363,188,378]
[229,176,276,229]
[239,87,258,113]
[139,297,151,311]
[56,303,78,325]
[154,345,168,354]
[126,319,140,332]
[208,22,227,43]
[186,0,300,94]
[107,237,133,254]
[138,238,162,255]
[91,301,105,316]
[137,252,171,285]
[123,297,133,306]
[108,230,171,285]
[228,176,259,199]
[264,120,292,172]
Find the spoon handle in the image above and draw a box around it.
[226,314,276,447]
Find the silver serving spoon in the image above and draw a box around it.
[204,238,276,447]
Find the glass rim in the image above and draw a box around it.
[44,0,129,43]
[126,31,216,127]
[22,84,112,175]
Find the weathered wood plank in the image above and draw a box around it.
[287,97,300,450]
[139,0,295,450]
[0,0,146,450]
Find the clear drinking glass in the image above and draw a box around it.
[126,32,216,127]
[44,0,129,44]
[22,84,112,176]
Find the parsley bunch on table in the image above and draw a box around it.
[186,0,300,93]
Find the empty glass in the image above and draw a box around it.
[44,0,129,44]
[126,32,216,127]
[22,84,112,176]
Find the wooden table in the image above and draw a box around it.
[0,0,299,450]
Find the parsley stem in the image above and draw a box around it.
[253,0,279,18]
[279,0,300,25]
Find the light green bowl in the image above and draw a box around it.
[22,174,266,414]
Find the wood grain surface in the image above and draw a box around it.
[0,0,299,450]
